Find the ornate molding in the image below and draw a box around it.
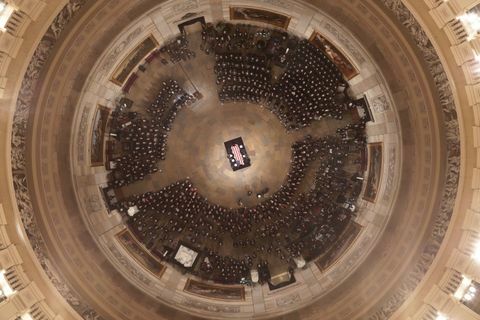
[366,0,461,319]
[8,0,461,319]
[10,1,103,319]
[276,293,301,307]
[323,21,366,64]
[371,94,390,114]
[77,107,89,163]
[109,245,153,286]
[99,25,144,77]
[383,144,397,203]
[180,297,242,313]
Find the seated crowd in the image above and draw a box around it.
[104,23,369,285]
[160,32,196,63]
[268,40,351,129]
[120,121,366,284]
[215,53,272,104]
[107,80,195,188]
[201,22,290,59]
[205,22,355,131]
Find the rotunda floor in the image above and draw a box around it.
[118,26,348,208]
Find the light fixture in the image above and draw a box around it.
[20,313,34,320]
[474,51,480,62]
[463,292,474,301]
[462,284,478,302]
[453,275,472,300]
[0,2,13,31]
[0,269,16,297]
[458,12,480,40]
[436,314,448,320]
[471,241,480,261]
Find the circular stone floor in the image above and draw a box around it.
[118,27,349,208]
[122,101,294,208]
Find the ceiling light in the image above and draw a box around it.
[20,313,34,320]
[0,3,13,31]
[471,242,480,261]
[458,12,480,40]
[454,275,472,300]
[436,314,448,320]
[0,269,16,297]
[464,292,474,301]
[474,52,480,62]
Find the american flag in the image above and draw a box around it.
[231,144,244,165]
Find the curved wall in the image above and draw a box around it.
[68,2,403,318]
[0,0,476,320]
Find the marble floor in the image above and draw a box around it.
[119,24,349,209]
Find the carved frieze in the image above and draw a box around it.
[366,0,461,318]
[10,1,103,319]
[371,95,390,113]
[382,145,396,203]
[323,22,366,64]
[100,26,144,77]
[77,107,89,163]
[180,297,242,313]
[8,0,461,320]
[276,293,301,307]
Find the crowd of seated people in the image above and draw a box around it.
[107,80,195,188]
[147,80,183,117]
[119,119,367,284]
[108,118,164,187]
[200,251,250,284]
[284,134,366,260]
[160,33,196,63]
[125,133,321,243]
[202,22,256,53]
[215,53,272,104]
[203,22,355,131]
[144,33,197,67]
[201,22,291,57]
[105,24,370,284]
[268,40,350,129]
[148,80,196,132]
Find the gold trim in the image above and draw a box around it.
[90,105,110,167]
[308,31,360,80]
[229,6,291,30]
[115,228,166,279]
[362,142,383,203]
[315,221,363,272]
[110,34,159,86]
[183,278,246,301]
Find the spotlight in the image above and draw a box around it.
[464,293,474,301]
[436,314,448,320]
[0,2,14,31]
[471,242,480,261]
[0,270,15,297]
[20,313,34,320]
